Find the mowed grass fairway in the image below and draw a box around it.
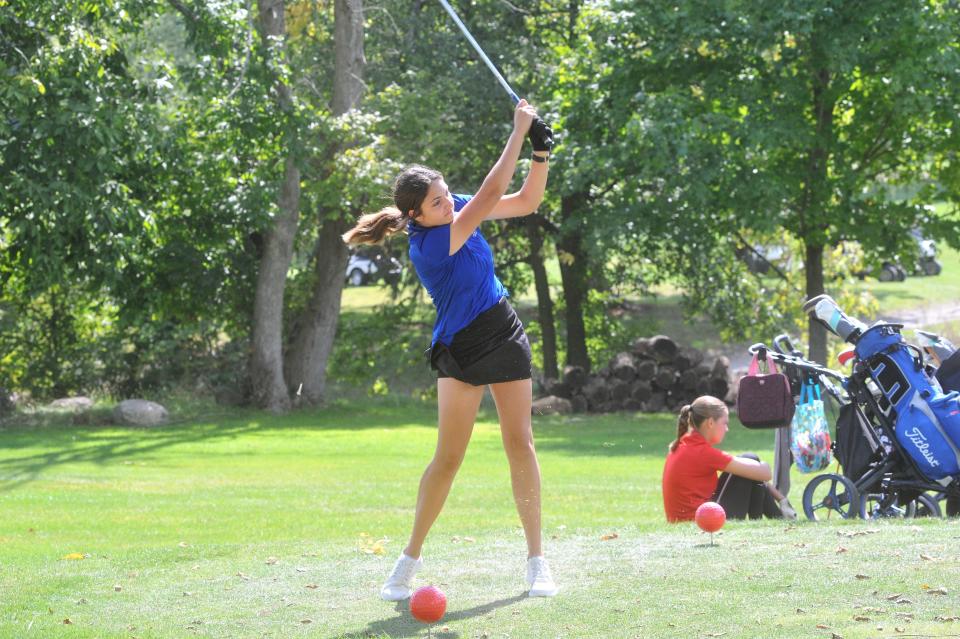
[2,403,959,639]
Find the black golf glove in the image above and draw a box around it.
[528,117,554,153]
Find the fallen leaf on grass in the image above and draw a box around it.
[831,633,843,639]
[304,584,318,589]
[935,615,960,622]
[895,598,913,604]
[62,553,86,560]
[925,587,948,595]
[300,619,312,624]
[796,608,806,614]
[236,572,250,581]
[113,584,122,592]
[178,541,189,548]
[919,553,936,561]
[853,615,870,622]
[895,627,905,633]
[855,574,869,580]
[816,624,830,629]
[835,546,848,554]
[63,619,73,625]
[886,593,903,601]
[600,533,619,541]
[464,536,475,543]
[265,557,278,565]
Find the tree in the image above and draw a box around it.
[284,0,366,405]
[595,0,960,363]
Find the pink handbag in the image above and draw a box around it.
[736,352,795,429]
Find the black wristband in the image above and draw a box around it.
[532,154,548,163]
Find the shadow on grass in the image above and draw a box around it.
[339,593,527,639]
[0,420,264,492]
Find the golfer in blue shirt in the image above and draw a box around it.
[343,99,556,598]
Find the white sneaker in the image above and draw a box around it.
[779,497,798,520]
[526,556,558,597]
[380,553,422,601]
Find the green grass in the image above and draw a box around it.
[3,402,959,638]
[859,244,960,314]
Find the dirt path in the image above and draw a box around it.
[876,299,959,328]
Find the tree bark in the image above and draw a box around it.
[806,243,827,365]
[557,192,590,371]
[284,0,365,405]
[285,218,349,403]
[249,0,300,412]
[525,217,558,379]
[803,58,833,367]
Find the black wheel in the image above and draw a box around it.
[894,264,908,281]
[922,258,942,276]
[803,473,861,521]
[913,493,942,518]
[860,491,943,519]
[878,264,897,282]
[347,268,365,287]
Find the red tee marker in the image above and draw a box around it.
[695,501,726,544]
[410,585,447,624]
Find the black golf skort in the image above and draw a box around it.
[428,297,532,386]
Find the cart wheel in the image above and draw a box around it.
[803,473,860,521]
[860,491,943,519]
[922,258,942,276]
[912,493,942,518]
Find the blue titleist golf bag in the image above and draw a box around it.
[853,324,960,483]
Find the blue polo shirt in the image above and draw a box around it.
[408,194,507,346]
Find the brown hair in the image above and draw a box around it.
[668,395,728,453]
[342,165,442,245]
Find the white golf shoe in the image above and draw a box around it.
[380,553,422,601]
[526,555,558,597]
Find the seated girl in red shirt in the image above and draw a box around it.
[662,395,796,522]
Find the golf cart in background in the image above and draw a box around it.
[345,246,403,287]
[738,231,943,282]
[855,229,942,282]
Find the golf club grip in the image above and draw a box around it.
[436,0,519,104]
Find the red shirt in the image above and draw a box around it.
[662,431,733,522]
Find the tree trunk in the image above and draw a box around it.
[803,57,833,368]
[805,243,827,365]
[525,217,558,379]
[284,0,365,405]
[249,0,300,412]
[557,192,590,371]
[285,218,349,403]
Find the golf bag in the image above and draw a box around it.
[853,323,960,483]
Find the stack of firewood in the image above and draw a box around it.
[534,335,732,415]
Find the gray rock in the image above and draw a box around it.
[50,396,94,411]
[532,395,573,416]
[113,399,169,427]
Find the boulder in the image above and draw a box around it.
[50,396,93,411]
[113,399,169,427]
[532,395,573,416]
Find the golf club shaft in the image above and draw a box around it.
[436,0,520,104]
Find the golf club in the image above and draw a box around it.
[436,0,520,105]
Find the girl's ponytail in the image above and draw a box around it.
[668,405,693,453]
[342,207,408,245]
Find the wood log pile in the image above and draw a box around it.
[534,335,733,415]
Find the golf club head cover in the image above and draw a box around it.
[529,117,554,153]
